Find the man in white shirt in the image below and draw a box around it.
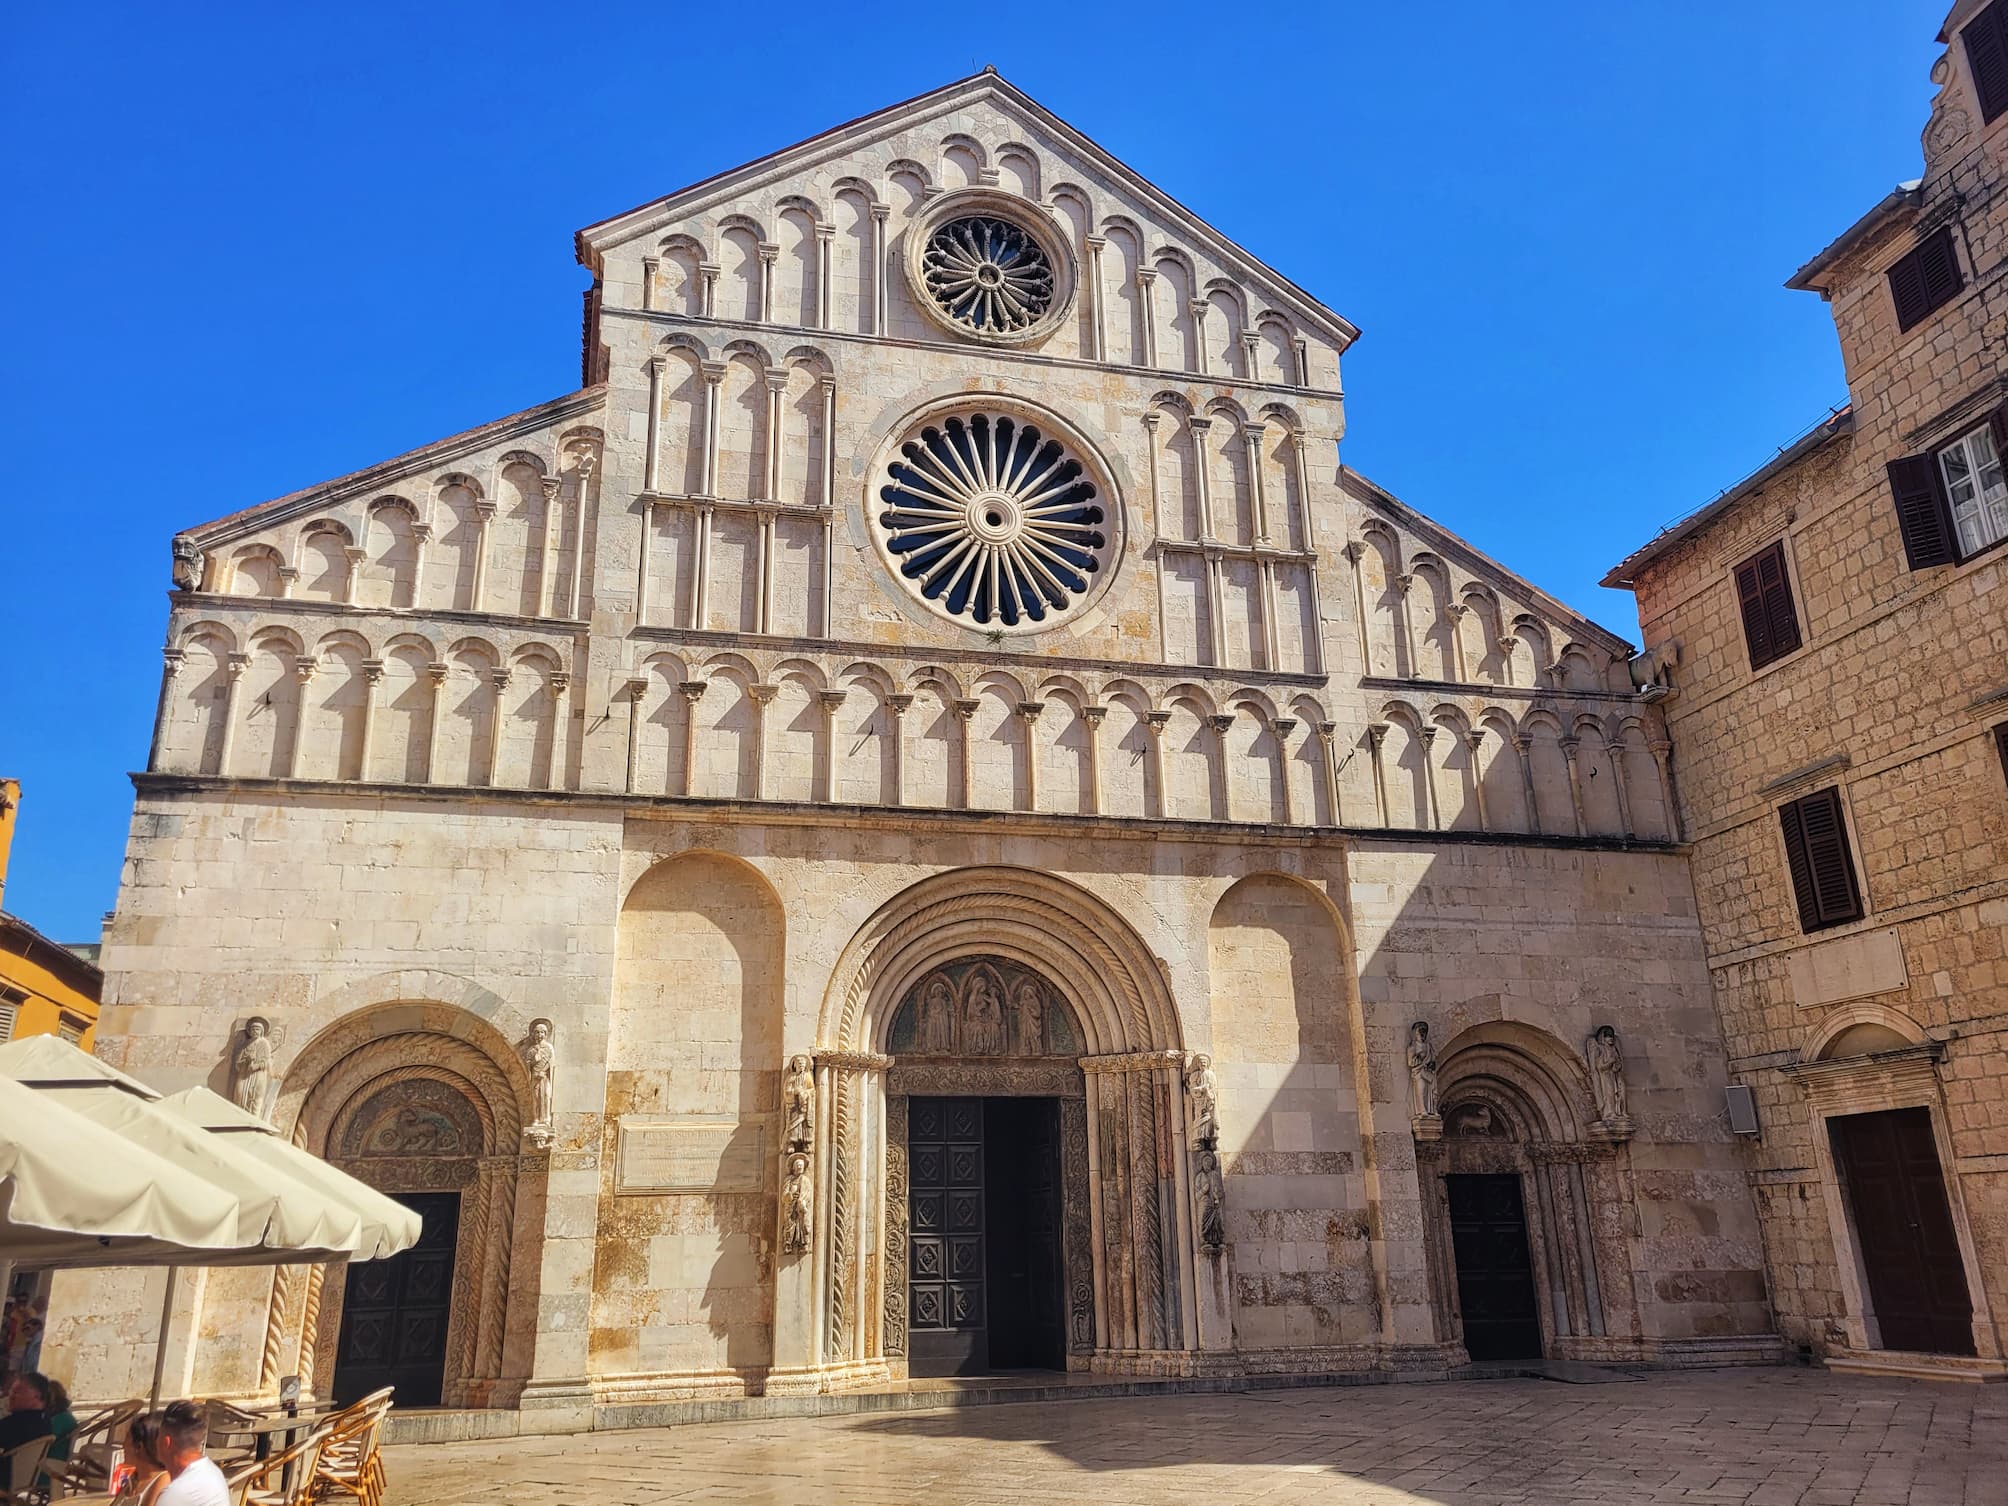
[154,1401,230,1506]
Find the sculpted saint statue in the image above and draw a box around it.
[1586,1025,1628,1124]
[918,976,956,1053]
[963,972,1005,1055]
[1193,1148,1227,1251]
[782,1152,814,1254]
[231,1017,274,1119]
[1406,1022,1439,1118]
[782,1053,815,1152]
[522,1019,556,1140]
[1184,1053,1220,1149]
[1009,978,1045,1056]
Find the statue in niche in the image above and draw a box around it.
[230,1017,274,1120]
[1193,1148,1226,1251]
[1184,1053,1219,1149]
[917,976,956,1054]
[782,1053,815,1153]
[963,971,1005,1055]
[1406,1022,1439,1117]
[781,1151,814,1254]
[1009,978,1045,1056]
[521,1019,556,1148]
[1586,1025,1628,1124]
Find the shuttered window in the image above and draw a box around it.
[1733,540,1802,669]
[1888,406,2008,570]
[1887,228,1963,332]
[1967,0,2008,123]
[0,989,20,1041]
[1779,787,1864,933]
[1995,724,2008,789]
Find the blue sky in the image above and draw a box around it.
[0,1,1949,938]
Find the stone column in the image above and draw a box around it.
[1187,415,1215,539]
[1256,559,1280,671]
[1291,336,1310,387]
[869,203,891,336]
[952,698,978,809]
[1136,268,1158,367]
[1242,424,1269,543]
[678,680,706,797]
[1391,571,1418,680]
[1273,716,1299,825]
[424,662,449,784]
[1367,722,1390,828]
[470,500,495,612]
[483,669,508,788]
[1205,714,1233,822]
[1607,736,1635,838]
[546,671,571,793]
[698,261,719,317]
[1343,541,1373,676]
[1318,721,1342,824]
[1143,711,1170,818]
[820,376,838,638]
[284,657,316,779]
[1188,300,1210,375]
[352,660,382,782]
[885,693,911,806]
[691,503,714,631]
[640,255,659,312]
[215,653,250,776]
[1238,330,1260,383]
[756,515,776,636]
[748,683,777,800]
[699,361,725,498]
[342,547,365,607]
[147,648,184,773]
[536,476,562,618]
[1084,234,1107,361]
[1649,738,1682,840]
[643,354,667,493]
[1445,604,1470,682]
[1082,704,1106,816]
[623,678,649,794]
[817,690,846,802]
[756,242,778,322]
[635,500,657,628]
[408,522,432,609]
[1514,733,1541,835]
[763,370,787,503]
[1559,737,1587,836]
[277,565,298,601]
[1016,700,1044,812]
[813,224,834,328]
[1417,725,1441,831]
[1079,1051,1195,1362]
[568,457,593,621]
[1465,730,1489,832]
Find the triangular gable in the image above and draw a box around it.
[574,70,1360,352]
[1340,466,1636,657]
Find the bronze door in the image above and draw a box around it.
[908,1098,988,1375]
[333,1190,460,1404]
[1446,1173,1543,1361]
[984,1097,1064,1370]
[1830,1108,1973,1355]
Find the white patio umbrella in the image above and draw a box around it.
[157,1087,421,1260]
[0,1072,242,1266]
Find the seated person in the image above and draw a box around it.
[0,1371,53,1451]
[44,1379,77,1462]
[154,1401,228,1506]
[116,1413,168,1506]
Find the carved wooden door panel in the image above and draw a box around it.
[986,1096,1064,1369]
[334,1191,460,1405]
[1830,1108,1974,1355]
[1446,1173,1542,1362]
[908,1097,987,1375]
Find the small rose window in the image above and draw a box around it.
[919,217,1056,336]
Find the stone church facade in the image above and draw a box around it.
[55,73,1773,1430]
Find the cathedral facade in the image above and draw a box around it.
[58,74,1773,1429]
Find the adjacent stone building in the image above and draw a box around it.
[1606,1,2008,1381]
[53,71,1774,1431]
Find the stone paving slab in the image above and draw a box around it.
[382,1368,2008,1506]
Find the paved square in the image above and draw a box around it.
[382,1369,2008,1505]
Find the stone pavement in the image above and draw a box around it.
[382,1368,2007,1505]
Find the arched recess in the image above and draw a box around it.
[598,852,785,1381]
[1418,1022,1638,1363]
[275,998,540,1411]
[1208,873,1367,1349]
[814,868,1191,1379]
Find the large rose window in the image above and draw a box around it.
[920,216,1056,336]
[875,410,1111,630]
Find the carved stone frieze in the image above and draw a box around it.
[888,1060,1084,1099]
[882,1095,910,1358]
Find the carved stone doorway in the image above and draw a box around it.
[333,1190,460,1405]
[1445,1173,1542,1361]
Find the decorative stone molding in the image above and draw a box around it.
[901,187,1078,347]
[813,1049,895,1072]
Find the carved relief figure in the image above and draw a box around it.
[782,1151,814,1254]
[1449,1102,1498,1138]
[1193,1148,1226,1251]
[963,971,1005,1055]
[1406,1022,1439,1117]
[918,975,956,1053]
[783,1053,815,1152]
[170,536,205,592]
[1009,977,1046,1055]
[522,1018,555,1147]
[1586,1024,1628,1123]
[231,1017,274,1119]
[1184,1053,1219,1149]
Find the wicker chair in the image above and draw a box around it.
[3,1438,53,1505]
[304,1395,390,1506]
[225,1426,330,1506]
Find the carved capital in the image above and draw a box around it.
[678,679,708,703]
[1367,722,1389,748]
[646,353,669,374]
[362,659,385,685]
[1144,710,1171,734]
[161,647,186,676]
[225,652,251,679]
[884,693,913,715]
[756,241,780,262]
[293,655,318,682]
[426,662,451,688]
[1205,714,1235,736]
[1341,540,1366,563]
[747,683,779,706]
[700,360,728,385]
[1015,700,1045,722]
[473,500,497,520]
[817,690,848,711]
[1271,716,1298,739]
[951,697,981,721]
[1081,704,1107,727]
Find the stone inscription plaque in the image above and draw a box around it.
[615,1118,765,1195]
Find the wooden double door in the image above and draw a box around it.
[1446,1173,1543,1362]
[333,1190,460,1405]
[907,1097,1066,1376]
[1829,1108,1973,1356]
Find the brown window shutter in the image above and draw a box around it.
[1991,399,2008,466]
[1780,787,1864,932]
[1888,229,1964,332]
[1968,0,2008,123]
[1734,541,1801,669]
[1886,454,1957,569]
